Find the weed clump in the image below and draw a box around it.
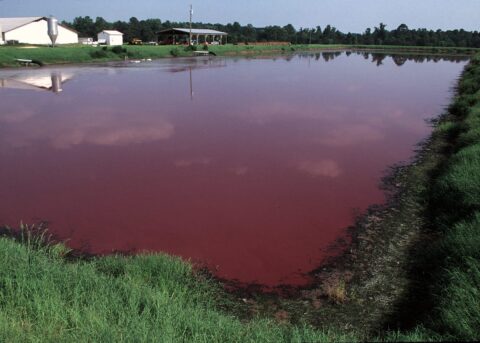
[184,44,198,52]
[170,47,180,57]
[111,45,127,55]
[89,49,108,59]
[321,275,347,304]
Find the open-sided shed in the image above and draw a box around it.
[158,28,228,45]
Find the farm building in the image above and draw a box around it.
[158,28,228,45]
[0,17,78,45]
[79,37,94,45]
[97,30,124,46]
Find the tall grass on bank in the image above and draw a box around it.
[0,225,354,342]
[419,54,480,340]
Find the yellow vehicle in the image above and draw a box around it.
[129,38,143,45]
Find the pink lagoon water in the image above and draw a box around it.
[0,52,467,286]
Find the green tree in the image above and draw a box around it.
[94,17,110,35]
[373,22,387,44]
[71,16,95,37]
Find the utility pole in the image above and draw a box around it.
[189,4,193,45]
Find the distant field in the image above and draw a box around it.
[0,43,478,68]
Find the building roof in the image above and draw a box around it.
[159,28,228,35]
[100,30,124,35]
[0,16,78,34]
[0,17,43,32]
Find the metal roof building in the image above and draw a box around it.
[0,17,78,45]
[158,28,228,45]
[97,30,124,46]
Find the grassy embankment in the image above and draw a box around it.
[0,43,477,68]
[413,52,480,340]
[0,52,479,342]
[0,44,341,67]
[0,227,354,342]
[367,52,480,340]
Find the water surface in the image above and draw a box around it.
[0,52,467,286]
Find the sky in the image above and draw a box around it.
[0,0,479,33]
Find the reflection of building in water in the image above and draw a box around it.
[0,71,73,93]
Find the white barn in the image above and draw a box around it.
[97,30,124,46]
[0,17,78,45]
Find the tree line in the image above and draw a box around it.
[64,16,480,48]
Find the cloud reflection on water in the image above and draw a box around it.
[297,159,342,178]
[0,105,175,149]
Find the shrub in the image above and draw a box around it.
[111,46,127,55]
[89,49,108,58]
[170,48,180,57]
[127,51,140,58]
[436,121,462,141]
[184,44,198,51]
[448,97,470,117]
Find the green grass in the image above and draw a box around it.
[407,53,480,340]
[0,43,349,68]
[0,45,185,67]
[208,43,346,55]
[1,43,477,68]
[0,226,356,342]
